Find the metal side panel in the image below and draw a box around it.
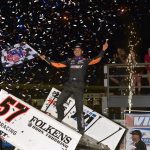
[108,96,150,107]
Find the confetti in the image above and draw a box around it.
[0,0,149,99]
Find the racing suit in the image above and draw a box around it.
[47,50,105,133]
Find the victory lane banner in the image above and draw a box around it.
[41,88,126,150]
[125,110,150,150]
[0,89,81,150]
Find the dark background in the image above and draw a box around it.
[0,0,150,99]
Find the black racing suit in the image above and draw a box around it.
[47,50,105,132]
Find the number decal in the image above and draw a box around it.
[6,102,29,122]
[0,96,29,122]
[0,97,16,116]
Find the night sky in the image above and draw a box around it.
[0,0,150,98]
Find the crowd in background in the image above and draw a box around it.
[110,48,150,95]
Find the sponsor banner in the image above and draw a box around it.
[1,43,38,67]
[125,111,150,150]
[0,89,81,150]
[41,88,126,150]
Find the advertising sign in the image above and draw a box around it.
[125,111,150,150]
